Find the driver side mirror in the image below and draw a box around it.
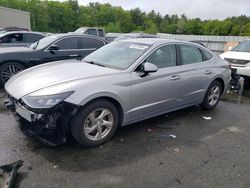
[48,45,59,52]
[228,46,233,51]
[139,62,158,77]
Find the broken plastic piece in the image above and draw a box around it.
[169,134,176,139]
[0,160,23,188]
[202,116,212,120]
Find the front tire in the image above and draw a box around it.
[200,81,222,110]
[0,62,25,86]
[71,99,119,147]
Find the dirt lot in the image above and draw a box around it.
[0,88,250,188]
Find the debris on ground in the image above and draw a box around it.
[175,177,182,185]
[159,162,164,165]
[169,134,177,139]
[227,126,240,133]
[174,148,180,153]
[0,160,23,188]
[202,160,209,164]
[53,165,58,169]
[120,139,124,142]
[202,116,212,120]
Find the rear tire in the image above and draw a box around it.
[71,99,119,147]
[200,81,222,110]
[0,62,25,86]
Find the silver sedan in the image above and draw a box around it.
[5,39,231,147]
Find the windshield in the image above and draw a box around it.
[28,35,59,50]
[232,41,250,52]
[83,41,150,69]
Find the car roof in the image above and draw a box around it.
[120,38,210,48]
[0,31,45,36]
[77,27,103,30]
[120,38,180,45]
[48,33,107,41]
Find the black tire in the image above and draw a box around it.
[0,62,25,86]
[200,81,222,110]
[71,99,119,147]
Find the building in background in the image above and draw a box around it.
[0,7,30,30]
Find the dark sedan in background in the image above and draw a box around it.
[0,31,45,47]
[0,33,107,86]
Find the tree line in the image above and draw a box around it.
[1,0,250,36]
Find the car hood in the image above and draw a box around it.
[5,60,120,99]
[0,46,33,53]
[220,51,250,61]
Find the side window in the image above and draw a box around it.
[0,33,23,43]
[82,37,105,49]
[98,29,104,37]
[180,45,203,65]
[202,50,213,61]
[23,33,43,43]
[85,29,97,36]
[146,45,176,68]
[54,37,79,50]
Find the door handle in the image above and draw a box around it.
[69,54,79,57]
[205,70,212,74]
[170,75,181,80]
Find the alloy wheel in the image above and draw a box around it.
[208,85,220,106]
[1,64,23,83]
[83,108,114,141]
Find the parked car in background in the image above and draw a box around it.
[220,40,250,80]
[0,31,45,48]
[75,27,106,39]
[114,33,158,41]
[4,39,231,147]
[0,27,29,34]
[0,33,107,86]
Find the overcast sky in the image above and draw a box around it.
[72,0,250,20]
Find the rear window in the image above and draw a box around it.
[202,50,213,61]
[180,45,203,65]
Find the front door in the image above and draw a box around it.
[130,44,182,121]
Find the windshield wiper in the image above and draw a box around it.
[83,60,106,67]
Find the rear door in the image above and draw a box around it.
[178,44,214,105]
[79,37,106,58]
[42,37,82,63]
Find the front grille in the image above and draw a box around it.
[225,58,249,65]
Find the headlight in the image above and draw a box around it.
[22,91,74,109]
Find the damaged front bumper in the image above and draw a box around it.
[4,96,77,146]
